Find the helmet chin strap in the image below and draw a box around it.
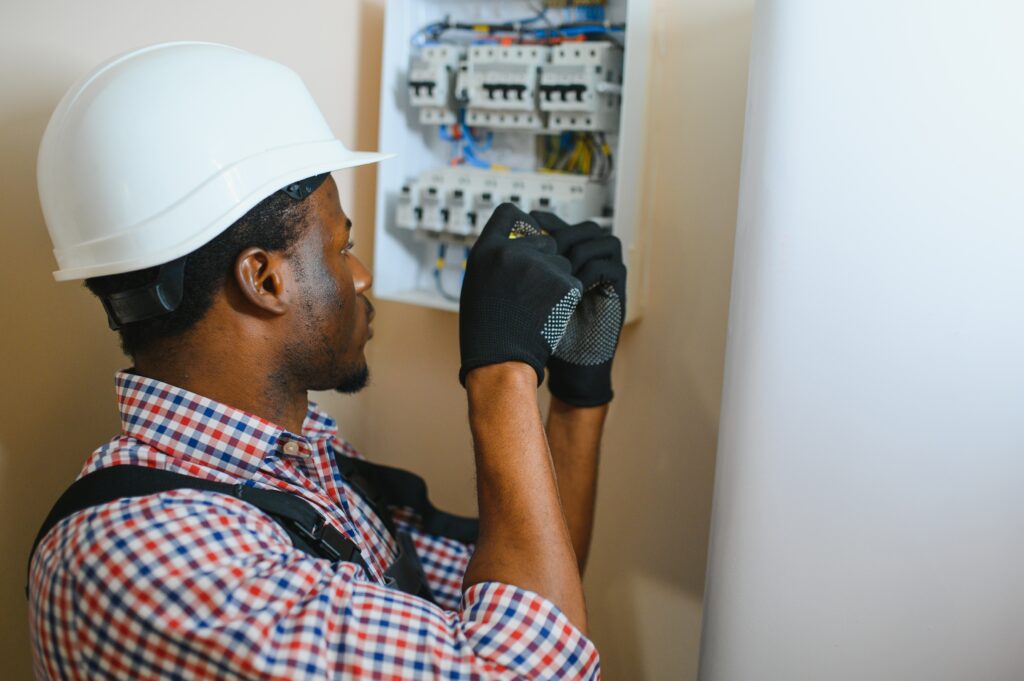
[99,172,331,331]
[100,255,188,331]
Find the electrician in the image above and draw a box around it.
[27,42,626,680]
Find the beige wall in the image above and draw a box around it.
[0,1,752,678]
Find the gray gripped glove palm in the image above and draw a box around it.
[531,211,627,406]
[459,203,583,386]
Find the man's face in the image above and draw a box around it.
[286,176,374,393]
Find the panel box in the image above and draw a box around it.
[374,0,651,320]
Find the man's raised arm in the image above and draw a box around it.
[456,204,627,632]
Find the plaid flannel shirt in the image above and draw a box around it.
[29,371,599,679]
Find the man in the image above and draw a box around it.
[29,42,625,679]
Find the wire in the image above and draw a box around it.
[434,243,463,302]
[528,25,624,40]
[412,11,624,46]
[529,1,556,33]
[462,145,492,169]
[411,19,449,47]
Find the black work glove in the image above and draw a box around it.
[459,203,583,386]
[531,212,627,406]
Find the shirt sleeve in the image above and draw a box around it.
[30,489,600,680]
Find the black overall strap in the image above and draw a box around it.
[28,465,369,583]
[334,451,480,544]
[29,457,477,606]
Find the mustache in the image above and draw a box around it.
[361,296,374,318]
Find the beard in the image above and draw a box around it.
[294,257,373,394]
[334,362,369,394]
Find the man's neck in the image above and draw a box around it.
[133,348,309,434]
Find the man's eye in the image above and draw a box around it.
[342,240,355,254]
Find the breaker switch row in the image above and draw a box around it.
[395,167,607,240]
[539,84,589,103]
[407,42,623,133]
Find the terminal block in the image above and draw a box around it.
[465,45,550,131]
[540,42,623,132]
[396,167,606,241]
[408,45,463,125]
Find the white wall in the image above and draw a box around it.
[701,1,1024,679]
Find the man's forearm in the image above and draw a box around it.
[546,396,607,573]
[461,363,589,632]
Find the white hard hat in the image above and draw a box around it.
[38,41,392,282]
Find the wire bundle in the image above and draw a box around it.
[412,4,623,47]
[439,111,510,171]
[541,132,613,180]
[434,243,470,302]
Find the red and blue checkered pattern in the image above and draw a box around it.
[29,371,600,679]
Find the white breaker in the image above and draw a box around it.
[464,44,551,131]
[408,44,464,126]
[396,167,606,241]
[540,42,623,132]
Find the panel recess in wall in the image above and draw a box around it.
[374,0,650,319]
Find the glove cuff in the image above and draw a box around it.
[547,358,613,407]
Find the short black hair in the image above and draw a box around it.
[85,190,312,357]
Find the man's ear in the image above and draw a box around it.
[232,247,291,315]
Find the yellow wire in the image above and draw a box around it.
[567,140,583,173]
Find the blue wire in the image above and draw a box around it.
[462,146,492,169]
[529,26,624,39]
[411,21,447,47]
[508,7,549,26]
[459,123,493,153]
[456,108,493,152]
[413,7,547,47]
[449,109,493,166]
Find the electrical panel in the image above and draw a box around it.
[374,0,651,319]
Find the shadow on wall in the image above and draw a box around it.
[578,4,755,678]
[0,79,127,671]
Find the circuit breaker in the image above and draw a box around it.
[374,0,650,319]
[408,44,462,125]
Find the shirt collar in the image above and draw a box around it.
[114,370,339,478]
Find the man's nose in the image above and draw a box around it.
[351,254,373,295]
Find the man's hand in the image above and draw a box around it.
[459,203,583,386]
[532,212,627,406]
